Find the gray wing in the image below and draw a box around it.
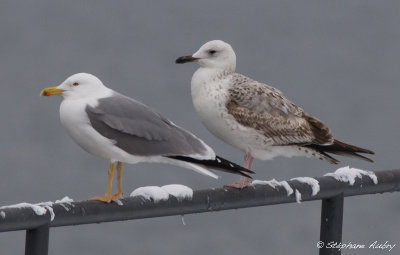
[86,92,212,157]
[227,74,333,145]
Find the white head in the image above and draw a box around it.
[41,73,109,100]
[176,40,236,72]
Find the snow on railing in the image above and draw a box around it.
[1,167,399,255]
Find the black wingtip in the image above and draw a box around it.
[334,151,374,163]
[333,139,375,155]
[355,153,374,162]
[306,139,375,163]
[319,151,340,164]
[215,156,254,174]
[165,155,254,178]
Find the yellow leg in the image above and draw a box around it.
[112,162,123,200]
[89,163,115,203]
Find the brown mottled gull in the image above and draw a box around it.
[176,40,374,189]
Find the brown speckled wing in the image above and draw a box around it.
[227,74,334,145]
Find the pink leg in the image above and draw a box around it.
[224,152,253,189]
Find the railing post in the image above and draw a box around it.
[319,193,344,255]
[25,224,50,255]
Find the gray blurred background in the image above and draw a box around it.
[0,0,399,254]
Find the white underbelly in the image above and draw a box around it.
[191,85,279,159]
[194,106,310,160]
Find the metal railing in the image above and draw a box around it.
[1,169,399,255]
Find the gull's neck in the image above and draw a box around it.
[192,67,234,85]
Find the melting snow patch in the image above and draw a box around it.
[295,189,302,203]
[325,166,378,185]
[114,199,124,206]
[0,196,75,222]
[252,179,280,188]
[290,177,320,196]
[36,202,55,221]
[55,196,74,204]
[251,179,293,196]
[130,186,169,203]
[161,184,193,201]
[0,203,47,216]
[280,181,294,196]
[130,184,194,203]
[55,196,74,211]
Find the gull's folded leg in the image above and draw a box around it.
[89,163,115,203]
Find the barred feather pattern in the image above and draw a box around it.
[227,73,334,146]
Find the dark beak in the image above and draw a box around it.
[175,55,199,64]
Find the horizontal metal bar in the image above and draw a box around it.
[0,169,399,232]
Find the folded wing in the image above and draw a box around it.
[227,75,334,146]
[86,92,214,159]
[227,74,373,162]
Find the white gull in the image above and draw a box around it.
[40,73,253,202]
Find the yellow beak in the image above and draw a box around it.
[40,87,65,97]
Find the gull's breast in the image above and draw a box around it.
[191,77,260,152]
[191,71,276,156]
[59,98,122,161]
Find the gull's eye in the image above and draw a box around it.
[72,82,79,86]
[208,50,217,55]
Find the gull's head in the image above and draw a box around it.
[175,40,236,72]
[40,73,108,100]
